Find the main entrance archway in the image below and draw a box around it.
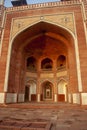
[6,21,78,103]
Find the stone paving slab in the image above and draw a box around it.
[0,103,87,130]
[0,120,52,130]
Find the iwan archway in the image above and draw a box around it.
[5,21,79,104]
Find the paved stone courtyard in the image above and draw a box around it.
[0,103,87,130]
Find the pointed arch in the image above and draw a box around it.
[41,57,53,70]
[57,79,68,102]
[11,20,76,43]
[57,55,66,70]
[41,80,54,101]
[25,80,37,101]
[4,20,82,97]
[27,56,37,71]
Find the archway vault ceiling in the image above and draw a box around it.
[24,35,67,57]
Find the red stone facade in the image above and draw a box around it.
[0,0,87,105]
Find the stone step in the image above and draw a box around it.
[0,102,80,109]
[0,120,52,130]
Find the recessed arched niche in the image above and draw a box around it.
[57,55,66,70]
[41,58,53,71]
[27,56,37,71]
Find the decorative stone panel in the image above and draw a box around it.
[26,72,37,78]
[6,93,17,103]
[18,93,24,102]
[73,93,80,104]
[10,13,75,39]
[40,73,54,78]
[57,71,67,77]
[81,93,87,105]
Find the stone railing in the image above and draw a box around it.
[27,68,37,73]
[57,66,67,73]
[6,0,81,12]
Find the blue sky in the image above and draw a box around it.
[5,0,58,7]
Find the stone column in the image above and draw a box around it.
[37,59,41,102]
[54,94,57,102]
[37,94,40,102]
[53,59,58,102]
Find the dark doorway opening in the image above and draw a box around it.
[25,86,29,102]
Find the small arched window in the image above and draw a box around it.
[57,55,66,69]
[41,58,53,70]
[27,56,36,71]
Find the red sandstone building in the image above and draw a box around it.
[0,0,87,105]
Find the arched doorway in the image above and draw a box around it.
[41,81,53,101]
[25,81,36,102]
[25,86,30,102]
[57,79,67,102]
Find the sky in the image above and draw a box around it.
[5,0,58,7]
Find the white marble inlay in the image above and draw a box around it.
[0,93,5,103]
[18,94,24,102]
[6,93,17,103]
[54,94,57,102]
[68,94,71,103]
[37,94,40,102]
[81,93,87,105]
[73,93,80,104]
